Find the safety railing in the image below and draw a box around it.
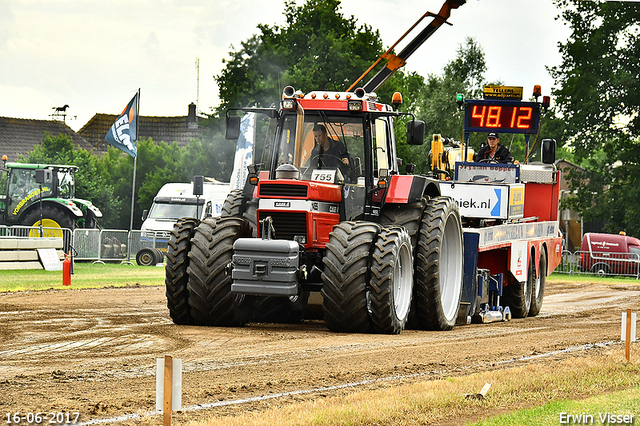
[1,226,173,264]
[557,249,640,279]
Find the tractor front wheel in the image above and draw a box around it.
[165,217,199,325]
[187,217,252,326]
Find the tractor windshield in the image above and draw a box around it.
[276,114,365,183]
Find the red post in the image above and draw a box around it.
[62,255,71,286]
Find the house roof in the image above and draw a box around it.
[78,103,205,152]
[0,116,94,162]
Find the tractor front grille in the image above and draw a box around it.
[258,211,307,242]
[259,183,308,198]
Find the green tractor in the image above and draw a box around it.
[0,160,102,235]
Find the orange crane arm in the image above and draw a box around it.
[348,0,466,93]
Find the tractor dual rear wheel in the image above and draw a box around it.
[165,217,200,325]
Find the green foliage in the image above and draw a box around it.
[551,0,640,236]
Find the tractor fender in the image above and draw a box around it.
[72,198,103,218]
[20,199,84,223]
[383,175,441,204]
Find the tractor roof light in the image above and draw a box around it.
[542,95,551,111]
[348,100,363,112]
[392,92,403,110]
[281,98,297,110]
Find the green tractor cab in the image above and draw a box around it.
[0,161,102,234]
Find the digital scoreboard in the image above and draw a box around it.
[464,100,541,134]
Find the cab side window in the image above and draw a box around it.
[372,119,390,177]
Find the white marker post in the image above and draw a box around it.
[621,309,637,362]
[156,356,182,426]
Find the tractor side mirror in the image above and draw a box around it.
[142,209,148,221]
[225,116,241,140]
[407,120,425,146]
[541,139,556,164]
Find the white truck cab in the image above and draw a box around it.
[137,180,231,265]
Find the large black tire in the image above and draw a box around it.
[252,292,310,324]
[369,227,414,334]
[591,263,611,277]
[242,198,258,237]
[187,217,252,326]
[529,247,547,317]
[136,248,157,266]
[22,204,76,231]
[503,251,533,318]
[165,218,199,325]
[152,248,164,264]
[413,197,464,331]
[379,201,425,247]
[321,221,380,333]
[379,200,425,329]
[221,189,245,218]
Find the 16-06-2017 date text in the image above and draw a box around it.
[5,412,80,424]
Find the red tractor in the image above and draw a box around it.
[165,86,465,333]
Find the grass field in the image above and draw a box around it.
[195,352,640,426]
[0,261,165,292]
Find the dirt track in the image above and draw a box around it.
[1,279,639,425]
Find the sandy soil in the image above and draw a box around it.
[1,279,639,425]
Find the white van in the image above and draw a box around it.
[137,180,231,265]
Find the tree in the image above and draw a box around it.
[214,0,394,113]
[550,0,640,236]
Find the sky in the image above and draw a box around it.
[0,0,572,133]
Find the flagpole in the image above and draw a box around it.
[129,88,140,233]
[126,89,140,265]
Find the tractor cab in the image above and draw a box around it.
[227,86,425,226]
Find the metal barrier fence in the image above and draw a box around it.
[73,229,171,263]
[1,226,172,264]
[557,249,640,279]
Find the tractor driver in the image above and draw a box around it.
[474,132,514,163]
[309,124,350,169]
